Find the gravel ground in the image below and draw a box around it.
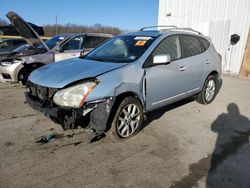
[0,75,250,188]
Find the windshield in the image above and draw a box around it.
[84,35,156,63]
[13,44,29,52]
[37,35,67,49]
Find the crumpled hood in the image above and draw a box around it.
[29,58,127,88]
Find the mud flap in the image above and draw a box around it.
[88,97,115,143]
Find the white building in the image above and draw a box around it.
[158,0,250,75]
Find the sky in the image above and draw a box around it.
[0,0,159,30]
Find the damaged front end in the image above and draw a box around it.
[25,80,115,142]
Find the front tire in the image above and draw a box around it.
[18,68,28,85]
[110,97,144,139]
[196,75,218,104]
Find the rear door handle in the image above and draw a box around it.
[206,59,211,64]
[179,66,187,71]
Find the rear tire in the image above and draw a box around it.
[196,75,218,104]
[110,97,144,139]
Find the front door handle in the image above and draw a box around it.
[206,59,211,64]
[179,66,187,71]
[71,53,77,56]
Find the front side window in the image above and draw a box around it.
[62,35,84,51]
[37,35,66,49]
[181,35,203,57]
[84,35,156,63]
[84,36,110,48]
[152,35,181,61]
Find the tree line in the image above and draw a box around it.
[43,23,122,36]
[0,19,122,36]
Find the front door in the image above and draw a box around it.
[54,35,84,62]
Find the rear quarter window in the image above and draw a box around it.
[181,35,203,58]
[200,37,210,51]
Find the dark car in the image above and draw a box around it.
[0,38,27,53]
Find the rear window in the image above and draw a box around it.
[200,37,210,51]
[181,35,203,57]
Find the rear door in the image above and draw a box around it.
[180,34,207,90]
[54,35,84,62]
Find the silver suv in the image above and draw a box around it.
[25,26,222,142]
[0,12,112,84]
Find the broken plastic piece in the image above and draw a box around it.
[88,131,106,143]
[40,134,55,143]
[89,97,115,137]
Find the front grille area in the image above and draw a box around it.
[2,73,11,80]
[27,81,58,101]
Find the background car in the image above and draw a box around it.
[0,38,26,54]
[0,12,112,84]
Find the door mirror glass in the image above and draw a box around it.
[153,54,171,64]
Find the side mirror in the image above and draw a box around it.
[55,45,64,52]
[80,50,89,57]
[153,54,171,64]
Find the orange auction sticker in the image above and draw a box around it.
[135,40,147,46]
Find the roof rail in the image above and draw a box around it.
[166,27,202,35]
[139,25,202,35]
[139,25,177,31]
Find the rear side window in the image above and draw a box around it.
[181,35,203,57]
[200,37,210,51]
[153,35,181,61]
[84,36,110,48]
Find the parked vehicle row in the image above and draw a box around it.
[0,12,112,84]
[0,12,223,142]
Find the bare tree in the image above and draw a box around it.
[43,23,122,36]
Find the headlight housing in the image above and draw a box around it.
[53,81,97,108]
[0,60,21,67]
[1,61,14,66]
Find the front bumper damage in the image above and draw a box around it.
[25,91,115,142]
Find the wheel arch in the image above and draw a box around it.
[113,91,144,110]
[17,62,46,82]
[105,91,144,133]
[202,70,219,87]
